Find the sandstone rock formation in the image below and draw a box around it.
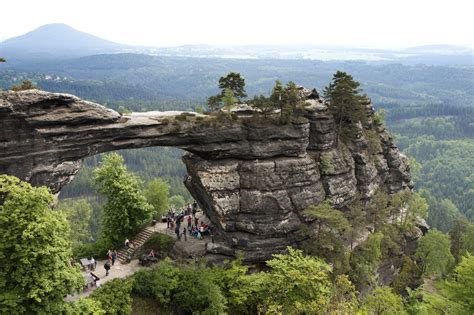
[0,89,412,262]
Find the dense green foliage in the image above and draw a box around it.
[90,278,134,315]
[93,153,152,247]
[415,230,454,276]
[362,287,407,315]
[0,175,83,313]
[129,248,360,314]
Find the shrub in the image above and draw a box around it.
[173,266,227,314]
[90,278,133,315]
[66,298,105,314]
[132,258,179,305]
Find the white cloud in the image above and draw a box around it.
[1,0,472,48]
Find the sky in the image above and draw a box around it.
[1,0,473,48]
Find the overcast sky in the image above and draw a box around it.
[1,0,472,48]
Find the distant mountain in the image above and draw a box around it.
[0,23,128,60]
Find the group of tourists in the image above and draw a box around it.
[165,202,215,242]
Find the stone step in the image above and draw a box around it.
[116,225,158,262]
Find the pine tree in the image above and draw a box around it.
[218,72,247,100]
[323,71,370,144]
[207,72,246,111]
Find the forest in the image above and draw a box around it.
[0,55,473,314]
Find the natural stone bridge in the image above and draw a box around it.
[0,90,412,262]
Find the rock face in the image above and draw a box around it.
[0,90,412,262]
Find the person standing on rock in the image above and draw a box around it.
[104,261,111,276]
[183,227,187,241]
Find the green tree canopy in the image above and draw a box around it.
[361,287,407,315]
[0,175,83,313]
[169,194,186,209]
[269,80,300,123]
[444,255,474,313]
[257,247,335,313]
[90,278,133,315]
[415,229,454,277]
[218,72,247,100]
[207,72,247,111]
[144,178,169,219]
[93,153,152,246]
[460,223,474,256]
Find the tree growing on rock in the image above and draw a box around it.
[323,71,370,144]
[207,72,246,111]
[303,201,350,272]
[304,200,350,238]
[0,175,83,313]
[218,72,247,101]
[270,80,300,124]
[93,153,152,247]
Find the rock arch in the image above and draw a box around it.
[0,90,412,262]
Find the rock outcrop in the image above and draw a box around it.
[0,89,412,262]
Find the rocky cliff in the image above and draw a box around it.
[0,89,412,262]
